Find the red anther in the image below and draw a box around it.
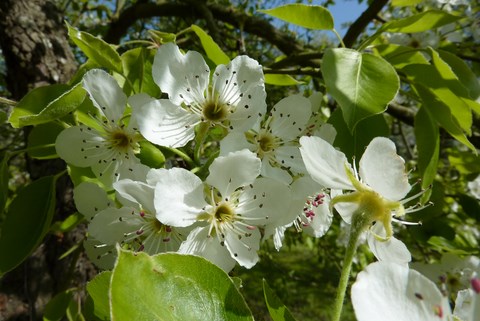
[471,277,480,294]
[165,226,172,233]
[139,211,145,217]
[305,210,315,218]
[433,305,443,318]
[136,229,144,235]
[137,244,145,252]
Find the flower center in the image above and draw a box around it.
[106,128,138,153]
[214,202,235,223]
[202,100,229,122]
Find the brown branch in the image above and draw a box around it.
[386,102,415,126]
[342,0,389,48]
[104,1,304,55]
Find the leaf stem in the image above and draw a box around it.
[332,29,346,48]
[332,213,365,321]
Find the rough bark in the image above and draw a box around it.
[0,1,94,320]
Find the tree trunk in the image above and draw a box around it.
[0,1,93,320]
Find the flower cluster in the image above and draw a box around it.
[56,42,420,275]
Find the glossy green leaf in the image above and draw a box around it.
[328,108,389,160]
[110,250,254,321]
[263,279,296,321]
[391,0,423,6]
[122,47,160,97]
[87,271,112,321]
[27,122,64,159]
[322,48,399,132]
[414,107,439,190]
[457,194,480,221]
[0,175,56,276]
[9,84,69,128]
[67,22,123,73]
[265,74,302,86]
[191,25,230,66]
[43,290,74,321]
[259,4,333,30]
[403,64,472,133]
[412,84,475,152]
[381,10,461,33]
[373,44,428,69]
[437,50,480,100]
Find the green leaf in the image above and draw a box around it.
[9,84,69,128]
[328,108,389,160]
[0,110,7,124]
[0,175,56,276]
[148,30,176,44]
[414,107,439,189]
[373,44,428,69]
[263,279,296,321]
[87,271,112,321]
[259,4,333,30]
[121,48,160,97]
[322,48,399,132]
[0,153,10,214]
[43,291,74,321]
[381,10,461,33]
[457,194,480,221]
[437,50,480,100]
[403,64,472,132]
[66,22,123,73]
[191,24,230,66]
[391,0,423,6]
[265,74,302,86]
[110,249,254,321]
[50,212,84,234]
[448,151,480,174]
[27,122,65,159]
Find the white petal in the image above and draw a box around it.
[315,123,337,145]
[113,179,155,214]
[225,228,261,268]
[260,158,292,184]
[153,43,209,105]
[219,132,253,156]
[55,126,103,167]
[83,69,127,122]
[128,93,155,130]
[367,223,411,265]
[359,137,411,201]
[269,94,311,140]
[154,168,207,227]
[275,145,306,174]
[89,207,141,245]
[454,289,479,321]
[299,136,354,190]
[352,262,449,321]
[73,181,112,220]
[228,85,267,132]
[135,99,198,147]
[83,237,116,270]
[237,177,291,226]
[206,149,261,196]
[179,226,236,272]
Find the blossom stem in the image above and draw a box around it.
[332,213,366,321]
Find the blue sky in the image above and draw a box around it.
[328,0,369,36]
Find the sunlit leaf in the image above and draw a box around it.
[0,176,56,276]
[137,140,165,169]
[322,48,398,132]
[110,249,254,321]
[121,47,160,97]
[263,279,296,321]
[67,22,123,73]
[191,24,230,66]
[381,10,461,33]
[265,74,302,86]
[259,4,333,30]
[391,0,423,6]
[373,44,428,69]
